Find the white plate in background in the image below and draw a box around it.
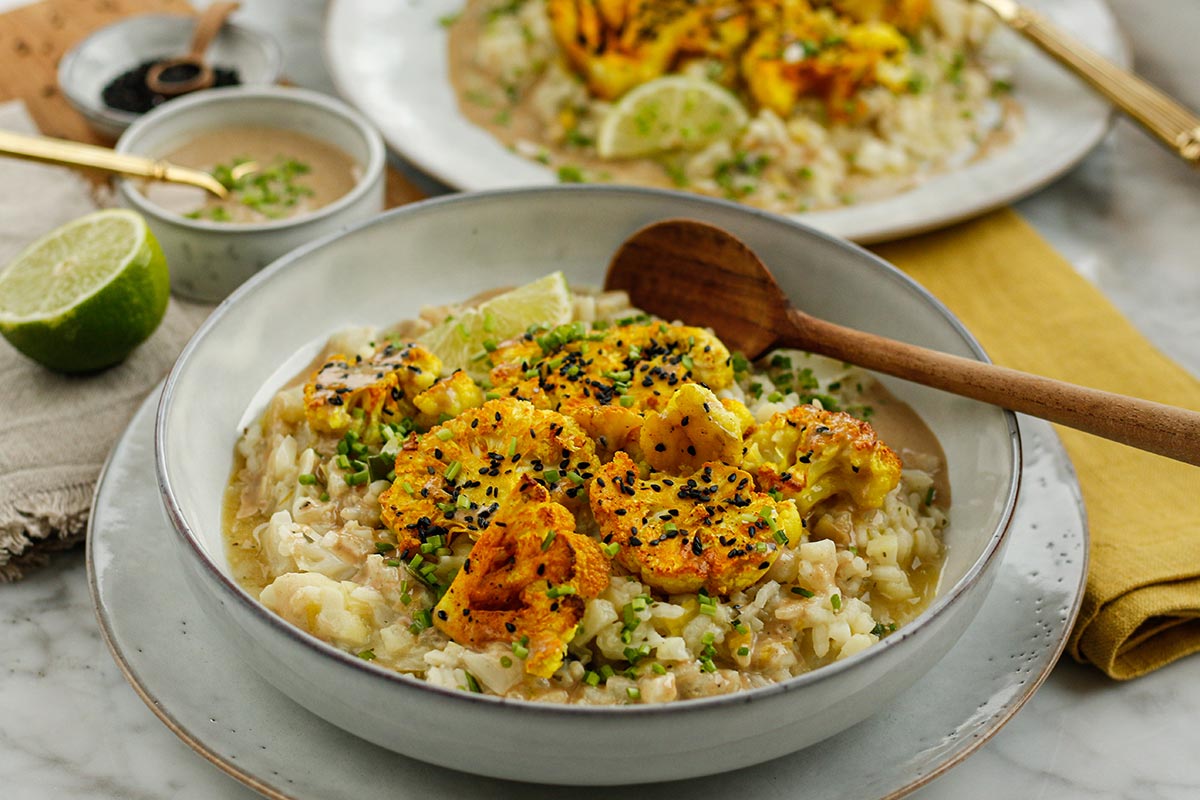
[323,0,1125,243]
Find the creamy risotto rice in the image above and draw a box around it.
[225,284,947,704]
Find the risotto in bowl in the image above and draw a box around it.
[157,186,1020,784]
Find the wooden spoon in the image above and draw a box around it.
[605,218,1200,467]
[145,2,240,98]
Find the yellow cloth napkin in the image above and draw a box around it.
[873,209,1200,680]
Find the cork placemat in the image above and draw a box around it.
[0,0,426,204]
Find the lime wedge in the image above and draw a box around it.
[0,209,170,373]
[419,272,573,376]
[597,76,749,159]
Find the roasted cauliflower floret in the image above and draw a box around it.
[741,0,912,118]
[820,0,931,32]
[303,342,440,440]
[412,369,485,430]
[378,399,598,556]
[488,321,733,456]
[547,0,709,100]
[590,452,803,595]
[742,404,901,516]
[434,478,610,678]
[640,384,748,473]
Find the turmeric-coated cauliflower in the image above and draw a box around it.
[639,384,750,474]
[433,478,610,678]
[590,452,803,595]
[742,404,901,516]
[378,399,598,556]
[303,342,440,440]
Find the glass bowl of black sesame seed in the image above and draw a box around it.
[58,13,281,139]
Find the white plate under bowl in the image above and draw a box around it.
[91,394,1086,799]
[323,0,1125,244]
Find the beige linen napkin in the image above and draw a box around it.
[0,101,210,581]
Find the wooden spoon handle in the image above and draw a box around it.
[189,1,240,60]
[786,309,1200,466]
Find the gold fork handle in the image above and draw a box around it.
[991,1,1200,165]
[0,129,229,196]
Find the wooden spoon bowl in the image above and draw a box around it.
[145,2,240,98]
[605,218,1200,467]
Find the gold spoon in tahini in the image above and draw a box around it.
[605,219,1200,467]
[0,129,228,198]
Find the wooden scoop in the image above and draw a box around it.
[605,218,1200,467]
[145,2,240,98]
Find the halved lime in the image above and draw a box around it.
[0,209,170,373]
[419,272,573,376]
[597,76,749,159]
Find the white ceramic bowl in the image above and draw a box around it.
[58,13,282,139]
[116,86,386,302]
[156,187,1021,785]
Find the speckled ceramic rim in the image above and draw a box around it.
[114,86,386,233]
[154,185,1022,726]
[57,14,283,134]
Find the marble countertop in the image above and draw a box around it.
[2,1,1198,798]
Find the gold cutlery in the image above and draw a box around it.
[976,0,1200,166]
[0,129,228,197]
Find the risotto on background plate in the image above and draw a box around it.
[224,275,948,704]
[446,0,1019,213]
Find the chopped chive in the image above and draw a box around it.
[546,584,577,598]
[680,354,694,371]
[319,492,330,502]
[507,436,518,457]
[464,672,482,693]
[435,428,454,441]
[485,391,501,400]
[336,454,351,470]
[584,670,601,686]
[457,493,471,509]
[375,541,394,553]
[512,641,530,659]
[358,649,376,660]
[619,395,636,407]
[501,656,513,668]
[737,646,750,656]
[566,471,584,485]
[541,529,558,551]
[651,662,667,675]
[402,481,415,495]
[542,467,560,483]
[385,559,401,567]
[603,542,620,558]
[297,473,317,485]
[831,594,842,611]
[698,603,716,616]
[627,687,641,701]
[444,460,462,481]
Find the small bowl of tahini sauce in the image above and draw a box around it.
[116,86,385,301]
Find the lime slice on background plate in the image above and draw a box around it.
[597,76,750,159]
[0,209,170,374]
[418,271,574,375]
